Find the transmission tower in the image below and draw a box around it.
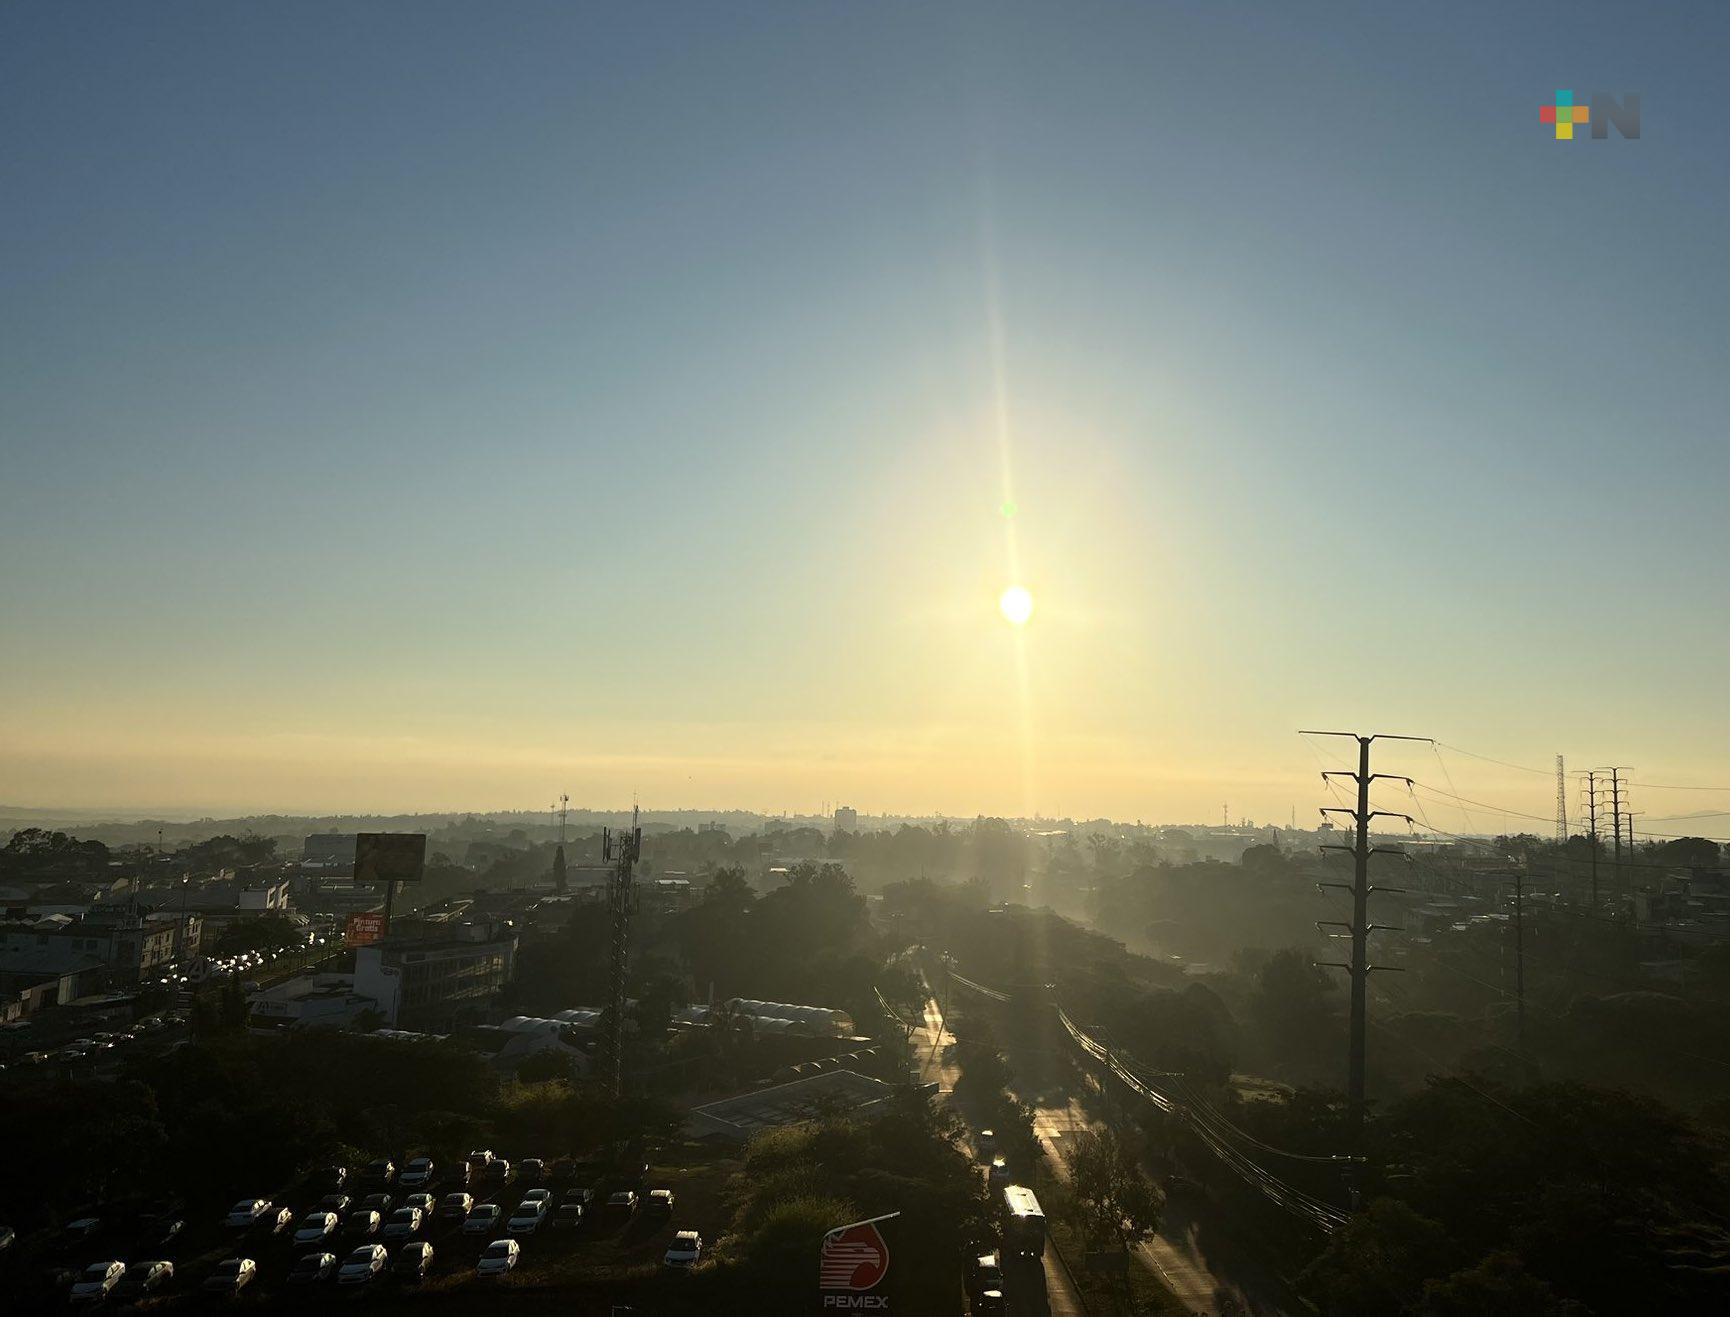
[1303,729,1423,1142]
[599,806,642,1099]
[1581,771,1601,907]
[1555,755,1567,843]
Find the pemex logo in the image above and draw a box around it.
[820,1220,889,1292]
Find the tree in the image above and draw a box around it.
[1249,948,1339,1071]
[1062,1127,1163,1253]
[1419,1253,1583,1316]
[1300,1198,1455,1317]
[551,844,568,894]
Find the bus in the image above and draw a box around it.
[1001,1184,1046,1257]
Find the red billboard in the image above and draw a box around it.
[344,912,387,947]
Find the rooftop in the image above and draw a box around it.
[687,1069,893,1141]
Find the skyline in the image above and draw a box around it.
[6,3,1730,823]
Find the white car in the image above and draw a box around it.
[399,1157,435,1187]
[663,1230,702,1269]
[505,1200,547,1236]
[521,1188,551,1206]
[203,1257,257,1294]
[403,1192,436,1216]
[224,1199,272,1228]
[293,1211,338,1245]
[69,1260,125,1303]
[337,1243,388,1285]
[476,1238,519,1277]
[382,1206,424,1241]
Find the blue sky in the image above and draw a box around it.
[3,2,1728,822]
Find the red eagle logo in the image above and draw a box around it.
[819,1221,889,1291]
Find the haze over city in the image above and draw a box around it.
[6,3,1729,824]
[5,6,1730,1315]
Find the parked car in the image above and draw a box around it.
[362,1159,396,1187]
[61,1217,102,1244]
[521,1188,552,1206]
[114,1259,173,1297]
[261,1206,295,1235]
[988,1155,1011,1187]
[343,1210,381,1239]
[202,1257,257,1295]
[319,1165,349,1190]
[480,1159,513,1188]
[337,1243,388,1285]
[551,1203,585,1231]
[359,1192,394,1215]
[975,1288,1008,1314]
[382,1207,424,1241]
[476,1238,519,1277]
[663,1230,702,1270]
[438,1193,474,1222]
[519,1158,546,1183]
[465,1149,494,1173]
[293,1212,338,1245]
[139,1211,185,1249]
[404,1192,436,1216]
[977,1129,997,1158]
[286,1252,337,1285]
[463,1204,502,1235]
[394,1240,434,1282]
[506,1199,547,1236]
[399,1157,435,1188]
[318,1193,352,1214]
[68,1260,125,1304]
[224,1199,272,1229]
[605,1190,638,1222]
[561,1187,595,1208]
[645,1188,674,1215]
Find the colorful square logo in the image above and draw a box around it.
[1540,90,1592,139]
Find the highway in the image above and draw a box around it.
[1025,1085,1294,1316]
[914,987,1084,1317]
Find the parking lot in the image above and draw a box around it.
[2,1140,738,1312]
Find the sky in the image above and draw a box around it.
[4,2,1730,828]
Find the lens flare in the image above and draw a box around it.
[998,585,1034,626]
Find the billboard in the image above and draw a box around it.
[353,832,427,885]
[344,912,387,947]
[819,1212,896,1310]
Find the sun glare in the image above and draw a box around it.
[998,585,1034,626]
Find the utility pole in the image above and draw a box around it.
[1554,755,1567,844]
[1582,771,1600,908]
[1604,767,1630,915]
[1303,730,1424,1142]
[600,806,642,1100]
[1509,867,1526,1055]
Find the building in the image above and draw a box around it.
[0,910,178,985]
[352,921,517,1030]
[247,973,382,1032]
[687,1069,893,1141]
[833,805,858,833]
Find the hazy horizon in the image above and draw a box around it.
[6,3,1729,829]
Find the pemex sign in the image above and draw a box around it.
[819,1211,898,1311]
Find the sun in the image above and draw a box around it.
[998,585,1034,626]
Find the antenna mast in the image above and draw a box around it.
[599,805,642,1099]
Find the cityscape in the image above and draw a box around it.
[5,3,1729,1315]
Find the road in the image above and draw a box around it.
[917,988,1084,1317]
[1027,1088,1295,1316]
